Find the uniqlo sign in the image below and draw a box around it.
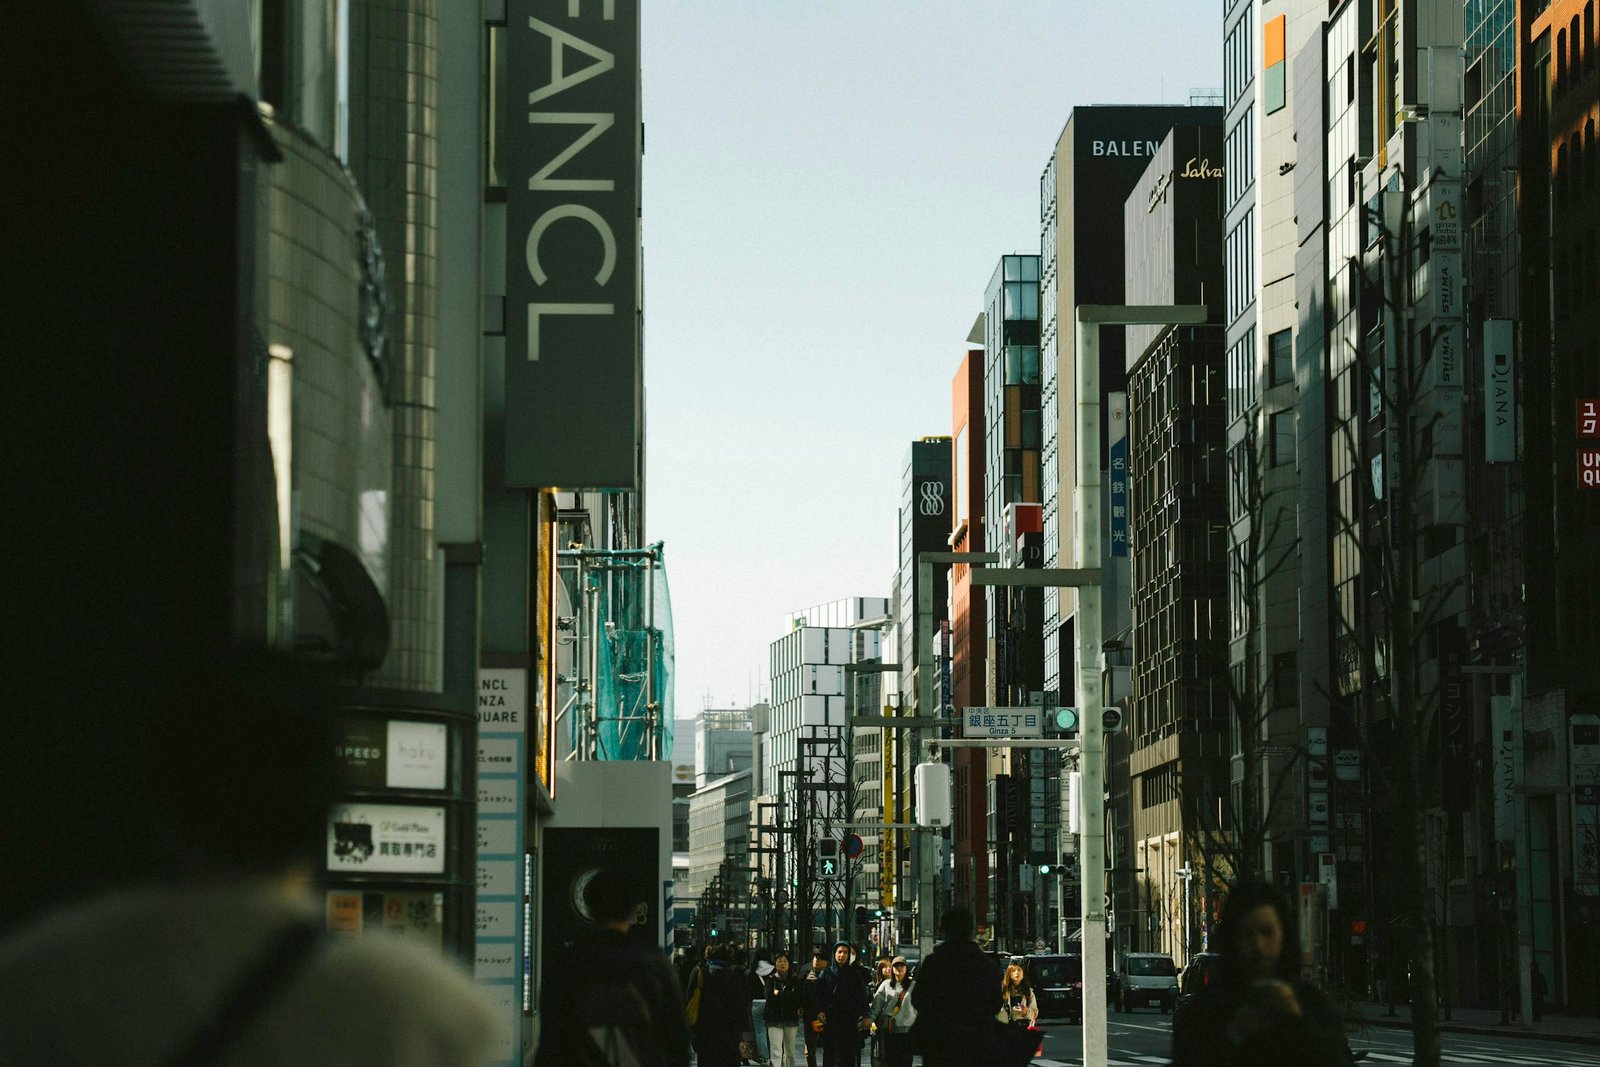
[1580,400,1600,438]
[1580,400,1600,490]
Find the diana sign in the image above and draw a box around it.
[506,1,641,489]
[1483,320,1515,463]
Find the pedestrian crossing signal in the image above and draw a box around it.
[816,838,841,881]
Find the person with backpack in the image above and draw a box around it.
[533,867,691,1067]
[869,956,915,1067]
[693,944,756,1067]
[906,907,1002,1067]
[764,949,806,1067]
[802,946,829,1067]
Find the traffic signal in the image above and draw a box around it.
[1051,707,1079,732]
[816,838,841,880]
[1102,704,1124,735]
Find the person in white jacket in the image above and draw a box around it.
[869,956,916,1067]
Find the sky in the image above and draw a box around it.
[641,1,1222,714]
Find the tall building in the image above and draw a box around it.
[1122,122,1228,966]
[949,351,992,923]
[1039,103,1219,951]
[887,438,952,938]
[695,707,756,787]
[767,598,888,946]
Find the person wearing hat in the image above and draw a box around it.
[868,956,915,1067]
[811,941,871,1067]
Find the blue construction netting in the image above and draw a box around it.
[594,548,674,760]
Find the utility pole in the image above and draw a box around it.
[1072,305,1207,1067]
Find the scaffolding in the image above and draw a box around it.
[555,541,674,761]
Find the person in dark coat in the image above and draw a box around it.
[906,907,1002,1067]
[801,946,829,1067]
[693,945,754,1067]
[812,941,871,1067]
[765,949,806,1067]
[533,867,691,1067]
[1171,880,1352,1067]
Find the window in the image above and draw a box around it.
[1271,410,1295,466]
[1269,329,1293,385]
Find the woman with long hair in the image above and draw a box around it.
[869,956,915,1067]
[996,962,1039,1065]
[1171,880,1352,1066]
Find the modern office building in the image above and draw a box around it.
[1121,123,1228,965]
[949,351,992,924]
[1039,103,1219,951]
[767,598,888,946]
[695,707,756,787]
[687,770,754,935]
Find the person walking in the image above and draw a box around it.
[1171,880,1352,1067]
[693,945,756,1067]
[802,947,828,1067]
[812,941,871,1067]
[749,950,774,1064]
[903,907,1002,1067]
[765,950,805,1067]
[535,867,693,1067]
[996,962,1039,1066]
[869,956,915,1067]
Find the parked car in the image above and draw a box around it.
[1112,952,1179,1013]
[1021,953,1084,1023]
[1177,952,1222,1008]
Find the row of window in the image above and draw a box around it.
[1227,209,1256,325]
[1553,3,1597,96]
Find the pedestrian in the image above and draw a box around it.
[905,906,1002,1067]
[1532,960,1548,1021]
[996,961,1039,1066]
[534,866,693,1067]
[802,947,829,1067]
[812,941,872,1067]
[693,944,757,1067]
[0,663,503,1067]
[869,956,915,1067]
[749,950,774,1064]
[765,950,806,1067]
[1171,880,1352,1067]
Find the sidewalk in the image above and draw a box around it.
[1354,1001,1600,1047]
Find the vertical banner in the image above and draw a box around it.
[1483,320,1515,463]
[1572,716,1600,893]
[505,1,640,489]
[1108,392,1129,557]
[1437,625,1471,811]
[476,668,528,1067]
[1491,694,1517,844]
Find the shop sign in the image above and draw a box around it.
[386,720,448,790]
[326,803,446,874]
[1483,321,1515,463]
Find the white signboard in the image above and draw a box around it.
[475,666,527,1061]
[1484,320,1515,463]
[327,803,446,874]
[386,720,448,790]
[963,707,1044,738]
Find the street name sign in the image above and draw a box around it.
[963,707,1044,739]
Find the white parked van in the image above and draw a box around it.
[1113,952,1179,1013]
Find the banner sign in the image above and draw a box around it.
[1483,321,1515,463]
[1572,716,1600,892]
[1492,695,1517,843]
[476,668,528,1067]
[505,1,640,488]
[1108,392,1129,558]
[1438,625,1471,811]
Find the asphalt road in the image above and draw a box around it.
[1014,1008,1600,1065]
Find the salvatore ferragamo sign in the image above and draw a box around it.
[1149,157,1224,212]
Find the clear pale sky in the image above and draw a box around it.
[641,2,1222,713]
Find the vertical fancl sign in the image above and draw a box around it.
[1483,320,1515,464]
[506,1,640,489]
